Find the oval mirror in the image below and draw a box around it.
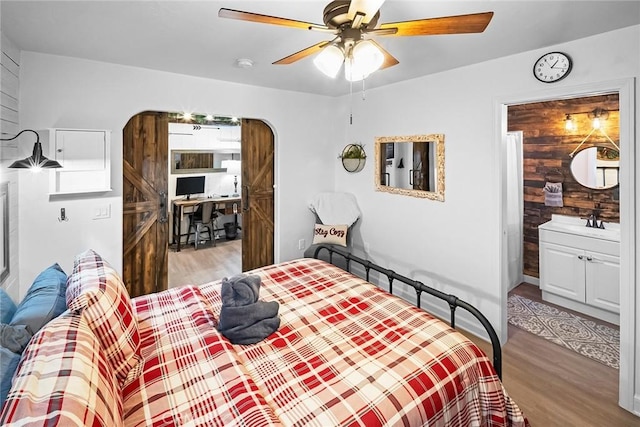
[375,134,445,201]
[570,146,619,190]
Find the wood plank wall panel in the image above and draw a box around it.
[508,94,620,278]
[1,33,20,156]
[0,33,20,300]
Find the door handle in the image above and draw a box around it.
[242,185,249,212]
[158,191,168,223]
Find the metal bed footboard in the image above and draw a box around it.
[312,244,502,379]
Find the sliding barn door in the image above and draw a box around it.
[122,111,169,297]
[241,119,274,271]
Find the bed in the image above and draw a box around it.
[1,248,528,426]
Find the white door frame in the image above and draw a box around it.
[494,78,637,414]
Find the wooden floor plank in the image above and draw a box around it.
[469,283,637,426]
[168,238,242,287]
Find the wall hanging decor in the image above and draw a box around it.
[339,143,366,173]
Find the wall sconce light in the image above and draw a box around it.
[588,107,608,130]
[564,114,575,131]
[221,159,241,196]
[1,129,62,170]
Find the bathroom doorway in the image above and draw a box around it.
[497,78,636,413]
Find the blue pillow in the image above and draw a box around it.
[9,264,67,334]
[0,289,16,324]
[0,346,21,409]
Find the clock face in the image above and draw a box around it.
[533,52,572,83]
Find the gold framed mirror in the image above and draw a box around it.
[375,134,445,201]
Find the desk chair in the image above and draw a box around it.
[188,201,218,250]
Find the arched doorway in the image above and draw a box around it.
[122,112,275,298]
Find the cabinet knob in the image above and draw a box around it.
[578,255,584,260]
[586,256,593,261]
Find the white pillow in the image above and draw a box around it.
[312,224,348,247]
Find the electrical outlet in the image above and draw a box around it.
[298,239,306,250]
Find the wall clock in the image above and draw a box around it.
[533,52,572,83]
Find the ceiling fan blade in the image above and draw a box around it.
[369,40,399,70]
[348,0,386,27]
[379,11,494,36]
[219,8,327,31]
[273,41,329,65]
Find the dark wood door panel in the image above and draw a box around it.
[122,111,168,297]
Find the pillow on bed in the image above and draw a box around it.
[312,223,348,247]
[0,345,21,409]
[9,263,67,334]
[0,289,16,324]
[66,249,142,386]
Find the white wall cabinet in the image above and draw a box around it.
[42,129,111,195]
[539,218,620,325]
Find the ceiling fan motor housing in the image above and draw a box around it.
[323,0,379,29]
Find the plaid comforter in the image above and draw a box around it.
[2,258,528,426]
[125,258,528,426]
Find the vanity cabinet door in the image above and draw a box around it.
[585,251,620,313]
[540,242,586,302]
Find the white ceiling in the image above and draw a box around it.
[2,1,639,97]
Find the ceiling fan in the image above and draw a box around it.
[218,0,494,81]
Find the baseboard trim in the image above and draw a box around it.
[523,275,539,286]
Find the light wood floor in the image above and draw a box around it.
[468,283,637,426]
[167,250,638,425]
[168,238,242,288]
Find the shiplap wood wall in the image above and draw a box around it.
[1,32,21,300]
[508,94,620,278]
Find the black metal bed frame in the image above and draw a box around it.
[312,244,502,379]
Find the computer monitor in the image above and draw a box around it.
[175,176,205,200]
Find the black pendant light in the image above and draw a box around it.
[1,130,62,169]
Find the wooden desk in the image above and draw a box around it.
[172,196,241,252]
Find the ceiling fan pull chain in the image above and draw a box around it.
[349,78,354,125]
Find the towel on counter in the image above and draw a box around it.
[543,182,563,207]
[217,274,280,345]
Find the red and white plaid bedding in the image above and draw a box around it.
[1,258,528,427]
[129,258,528,426]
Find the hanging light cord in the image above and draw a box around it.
[0,129,40,143]
[569,128,620,158]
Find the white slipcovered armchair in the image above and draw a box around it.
[303,192,361,269]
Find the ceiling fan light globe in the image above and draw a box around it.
[344,58,366,82]
[345,40,383,81]
[314,45,344,78]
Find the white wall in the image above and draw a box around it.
[334,25,639,414]
[17,52,337,297]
